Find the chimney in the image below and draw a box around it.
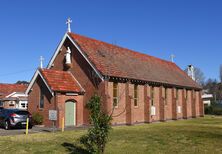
[187,65,195,81]
[39,56,44,69]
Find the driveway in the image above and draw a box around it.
[0,127,57,136]
[0,126,86,136]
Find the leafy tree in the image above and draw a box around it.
[80,95,112,154]
[16,80,29,85]
[220,64,222,83]
[204,78,222,102]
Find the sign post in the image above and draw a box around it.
[49,110,57,133]
[26,118,29,135]
[62,117,65,132]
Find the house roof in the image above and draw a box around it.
[68,33,201,89]
[0,84,27,99]
[39,69,83,93]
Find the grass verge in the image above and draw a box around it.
[1,116,222,154]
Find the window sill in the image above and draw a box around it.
[39,108,44,111]
[114,106,118,109]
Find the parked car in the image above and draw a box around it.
[0,109,32,130]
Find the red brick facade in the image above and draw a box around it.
[105,83,203,125]
[27,33,204,128]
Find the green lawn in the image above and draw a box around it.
[1,116,222,154]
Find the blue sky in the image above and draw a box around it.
[0,0,221,83]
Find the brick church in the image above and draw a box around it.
[26,19,203,128]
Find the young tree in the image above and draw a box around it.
[80,95,112,154]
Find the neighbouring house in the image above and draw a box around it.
[202,90,213,106]
[26,23,203,128]
[0,83,28,110]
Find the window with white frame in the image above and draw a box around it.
[134,84,138,106]
[113,82,118,107]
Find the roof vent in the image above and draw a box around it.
[97,50,106,57]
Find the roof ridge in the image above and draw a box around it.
[67,71,85,92]
[68,32,174,65]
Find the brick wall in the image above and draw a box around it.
[144,85,151,123]
[177,89,183,119]
[108,82,127,125]
[165,88,173,120]
[182,89,187,119]
[172,88,177,120]
[191,90,196,118]
[186,90,191,118]
[151,86,160,122]
[195,91,200,116]
[199,91,204,116]
[132,84,145,123]
[28,76,55,127]
[107,82,151,125]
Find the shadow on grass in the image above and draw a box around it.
[62,142,91,154]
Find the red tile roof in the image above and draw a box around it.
[40,69,83,93]
[0,84,27,98]
[68,33,201,89]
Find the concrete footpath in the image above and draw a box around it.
[0,126,87,136]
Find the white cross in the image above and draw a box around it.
[66,17,72,33]
[170,54,175,63]
[40,56,44,69]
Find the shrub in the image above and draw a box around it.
[32,112,44,125]
[204,105,213,115]
[204,103,222,115]
[80,95,112,154]
[212,106,222,115]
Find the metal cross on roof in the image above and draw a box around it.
[66,17,72,33]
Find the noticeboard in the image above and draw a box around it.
[49,110,57,121]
